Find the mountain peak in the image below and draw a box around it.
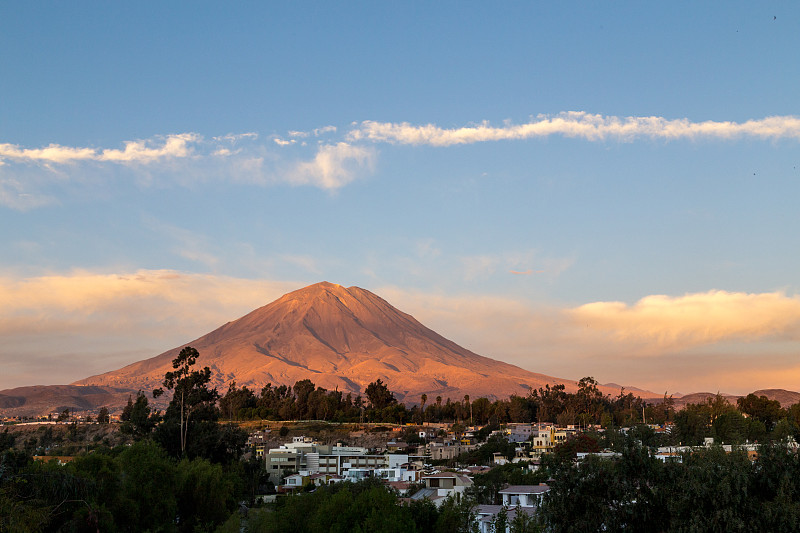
[74,282,628,402]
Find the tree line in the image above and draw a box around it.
[216,374,800,446]
[541,440,800,532]
[1,347,262,532]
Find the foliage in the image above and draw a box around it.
[553,432,600,462]
[365,379,397,410]
[261,478,416,532]
[120,390,159,439]
[153,346,220,457]
[456,434,517,465]
[469,462,546,505]
[737,393,785,431]
[0,439,244,533]
[539,438,800,532]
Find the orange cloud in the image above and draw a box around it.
[0,270,297,336]
[571,290,800,350]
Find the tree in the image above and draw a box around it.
[365,379,396,410]
[120,391,158,439]
[56,408,70,422]
[737,394,785,432]
[97,407,110,424]
[219,381,257,421]
[420,393,428,423]
[153,346,219,456]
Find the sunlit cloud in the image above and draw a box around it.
[98,133,199,162]
[0,134,201,165]
[0,270,295,330]
[2,271,800,395]
[348,112,800,146]
[0,270,299,388]
[571,290,800,350]
[379,286,800,395]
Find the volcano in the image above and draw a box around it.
[73,281,617,403]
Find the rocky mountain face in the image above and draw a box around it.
[73,282,615,404]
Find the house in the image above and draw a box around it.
[474,484,550,533]
[280,473,308,491]
[308,473,341,486]
[476,505,538,533]
[498,484,550,508]
[386,440,408,452]
[531,426,553,456]
[427,441,476,461]
[386,480,413,496]
[408,472,474,507]
[506,423,533,443]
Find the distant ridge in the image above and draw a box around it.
[672,389,800,409]
[0,385,133,415]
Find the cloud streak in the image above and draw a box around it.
[3,111,798,210]
[0,134,201,165]
[0,133,376,209]
[347,112,800,146]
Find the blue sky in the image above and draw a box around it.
[2,2,800,395]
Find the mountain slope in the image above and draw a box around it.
[74,282,625,402]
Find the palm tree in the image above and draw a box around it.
[420,394,427,423]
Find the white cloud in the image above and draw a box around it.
[98,133,199,163]
[290,142,376,189]
[313,125,337,136]
[3,111,798,211]
[0,132,380,210]
[0,143,97,164]
[212,133,258,142]
[347,112,800,146]
[288,125,337,138]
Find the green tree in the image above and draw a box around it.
[120,391,159,439]
[153,346,219,456]
[737,393,785,431]
[365,379,397,410]
[219,381,257,421]
[435,494,478,533]
[115,440,178,531]
[175,457,236,532]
